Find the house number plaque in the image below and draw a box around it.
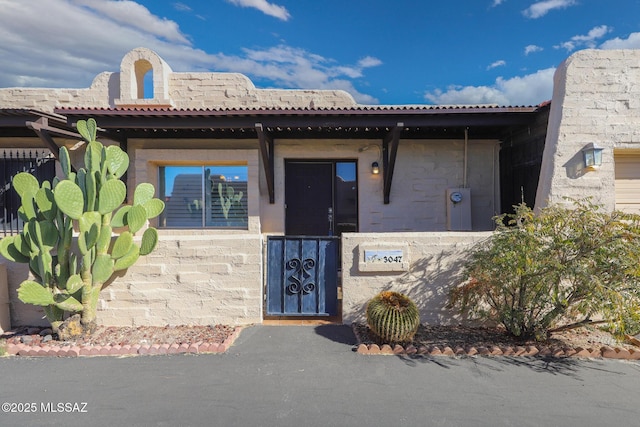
[358,244,409,272]
[364,249,404,264]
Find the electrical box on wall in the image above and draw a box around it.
[446,188,472,231]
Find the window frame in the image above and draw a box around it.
[158,163,249,230]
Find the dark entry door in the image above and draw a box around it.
[285,162,334,236]
[266,161,356,317]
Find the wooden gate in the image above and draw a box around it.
[266,236,339,316]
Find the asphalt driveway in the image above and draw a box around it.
[1,325,639,426]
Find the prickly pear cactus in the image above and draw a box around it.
[366,291,420,343]
[0,118,164,339]
[218,182,244,222]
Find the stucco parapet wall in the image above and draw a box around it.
[535,49,640,210]
[168,73,357,109]
[0,47,358,111]
[0,72,114,112]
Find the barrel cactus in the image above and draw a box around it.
[366,291,420,343]
[0,118,164,339]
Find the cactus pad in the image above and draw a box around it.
[97,179,126,214]
[12,172,39,198]
[134,183,155,205]
[140,227,159,256]
[18,280,55,306]
[54,180,84,219]
[105,145,129,178]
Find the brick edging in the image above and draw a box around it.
[4,327,242,358]
[351,325,640,360]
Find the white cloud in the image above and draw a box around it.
[599,32,640,49]
[71,0,191,44]
[220,45,382,102]
[173,3,192,12]
[226,0,290,21]
[358,56,383,68]
[523,0,577,19]
[491,0,506,6]
[555,25,612,51]
[424,68,555,106]
[487,60,506,70]
[524,44,543,55]
[0,0,379,103]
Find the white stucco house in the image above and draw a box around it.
[0,47,638,332]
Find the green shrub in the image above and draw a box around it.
[450,199,640,341]
[366,291,420,343]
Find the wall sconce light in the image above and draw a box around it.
[359,144,382,175]
[371,161,380,175]
[582,143,604,171]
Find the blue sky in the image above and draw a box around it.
[1,0,640,106]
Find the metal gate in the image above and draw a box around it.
[266,236,339,316]
[1,150,56,234]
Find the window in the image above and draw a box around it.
[159,165,248,228]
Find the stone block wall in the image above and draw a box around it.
[536,49,640,210]
[1,232,263,328]
[341,232,491,325]
[260,138,499,234]
[98,233,263,327]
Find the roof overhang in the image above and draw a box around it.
[52,105,546,204]
[2,105,547,205]
[54,105,543,140]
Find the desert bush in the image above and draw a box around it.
[450,199,640,341]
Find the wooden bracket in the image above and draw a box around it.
[256,123,275,203]
[382,122,403,204]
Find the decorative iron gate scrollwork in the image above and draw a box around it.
[286,258,316,295]
[266,236,339,316]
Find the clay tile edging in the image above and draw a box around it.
[351,324,640,360]
[3,326,243,358]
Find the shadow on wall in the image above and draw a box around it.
[563,149,587,179]
[380,251,471,325]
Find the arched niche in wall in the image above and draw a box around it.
[115,47,173,107]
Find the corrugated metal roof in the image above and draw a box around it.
[54,104,543,116]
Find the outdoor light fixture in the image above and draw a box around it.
[582,143,604,171]
[359,144,382,175]
[371,161,380,175]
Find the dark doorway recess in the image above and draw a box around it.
[284,160,358,237]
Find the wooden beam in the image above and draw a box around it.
[255,123,275,203]
[382,122,403,204]
[26,118,81,139]
[26,118,63,159]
